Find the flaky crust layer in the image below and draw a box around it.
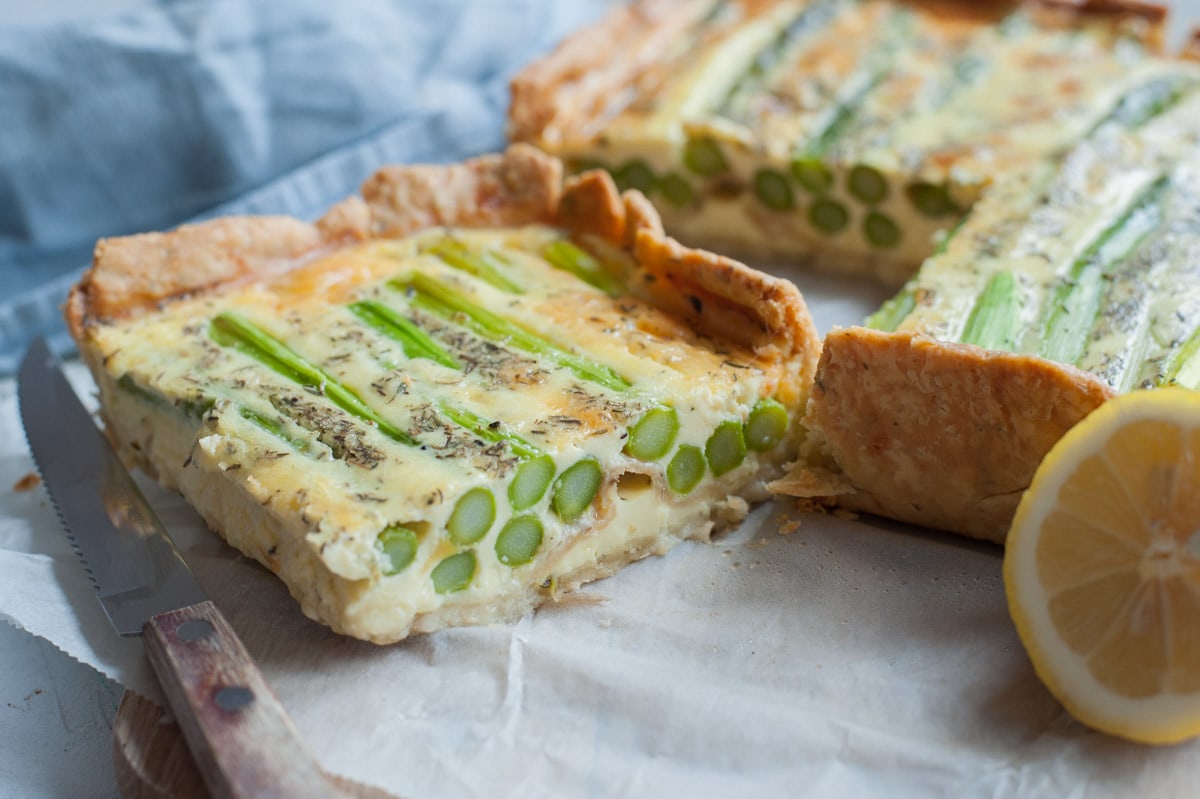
[784,327,1115,544]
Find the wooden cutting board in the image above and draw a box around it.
[112,690,400,799]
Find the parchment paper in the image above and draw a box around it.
[3,265,1199,799]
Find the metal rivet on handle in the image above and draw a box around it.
[214,685,255,711]
[176,619,215,641]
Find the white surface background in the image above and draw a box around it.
[3,1,1200,798]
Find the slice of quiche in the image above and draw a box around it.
[65,146,819,643]
[782,79,1200,542]
[511,0,1196,285]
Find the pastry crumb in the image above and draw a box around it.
[12,472,41,492]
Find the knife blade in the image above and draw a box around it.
[18,337,342,799]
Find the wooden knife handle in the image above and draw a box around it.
[143,600,342,799]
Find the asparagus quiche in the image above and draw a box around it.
[65,146,819,643]
[511,0,1195,285]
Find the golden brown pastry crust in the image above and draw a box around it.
[786,327,1115,544]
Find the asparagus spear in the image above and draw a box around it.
[541,239,625,297]
[425,238,524,294]
[753,168,795,211]
[237,406,313,454]
[349,300,462,369]
[1087,73,1198,136]
[552,457,604,521]
[705,420,747,477]
[1038,177,1168,365]
[808,198,849,234]
[446,487,496,546]
[718,0,846,121]
[960,270,1021,352]
[495,514,544,566]
[377,526,419,576]
[787,13,902,190]
[744,398,789,452]
[683,136,729,177]
[624,406,679,462]
[393,273,632,393]
[658,172,697,208]
[117,373,214,420]
[210,311,419,446]
[431,551,476,594]
[667,445,706,495]
[865,288,915,332]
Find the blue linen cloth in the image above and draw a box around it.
[0,0,607,373]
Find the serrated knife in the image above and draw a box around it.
[18,337,342,799]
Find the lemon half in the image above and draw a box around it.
[1004,388,1200,744]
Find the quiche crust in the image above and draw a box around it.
[783,328,1115,543]
[66,145,819,642]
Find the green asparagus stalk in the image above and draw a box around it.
[613,160,657,194]
[744,398,789,452]
[960,270,1020,352]
[495,514,544,566]
[863,212,901,249]
[426,238,524,294]
[238,406,312,453]
[706,420,747,477]
[905,182,959,218]
[1038,177,1168,365]
[117,373,214,420]
[1089,73,1198,135]
[848,165,888,205]
[210,312,419,446]
[658,172,696,208]
[552,457,604,521]
[865,287,915,332]
[377,525,419,576]
[624,406,679,462]
[1161,323,1200,389]
[394,273,632,393]
[792,159,834,194]
[667,445,706,495]
[788,8,910,194]
[808,198,849,234]
[753,168,795,211]
[718,0,844,119]
[789,62,889,186]
[683,137,729,177]
[541,240,625,297]
[431,551,476,594]
[446,487,496,546]
[349,300,462,369]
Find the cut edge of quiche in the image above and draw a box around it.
[65,144,820,643]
